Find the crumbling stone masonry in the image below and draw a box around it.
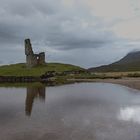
[25,39,45,67]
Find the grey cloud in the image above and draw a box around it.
[0,0,114,46]
[0,0,136,67]
[0,23,22,44]
[47,39,108,50]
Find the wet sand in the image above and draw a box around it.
[68,78,140,90]
[103,78,140,90]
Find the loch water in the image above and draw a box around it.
[0,83,140,140]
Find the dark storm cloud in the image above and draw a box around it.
[0,0,116,49]
[0,0,56,17]
[48,39,108,50]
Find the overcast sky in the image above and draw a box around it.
[0,0,140,68]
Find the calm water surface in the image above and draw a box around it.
[0,83,140,140]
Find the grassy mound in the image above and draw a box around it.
[0,63,84,76]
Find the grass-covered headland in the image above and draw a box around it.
[0,63,85,84]
[0,63,84,76]
[1,63,140,85]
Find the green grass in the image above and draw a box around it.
[127,73,140,77]
[67,73,122,79]
[0,63,84,76]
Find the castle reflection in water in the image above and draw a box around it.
[25,87,46,116]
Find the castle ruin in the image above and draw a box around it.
[25,39,45,67]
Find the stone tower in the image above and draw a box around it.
[25,39,45,67]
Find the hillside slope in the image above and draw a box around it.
[89,51,140,72]
[0,63,84,76]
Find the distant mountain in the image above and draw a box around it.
[88,51,140,72]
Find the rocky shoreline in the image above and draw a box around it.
[0,76,50,83]
[1,76,140,91]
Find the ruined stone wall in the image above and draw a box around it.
[25,39,33,55]
[24,39,45,67]
[38,52,45,64]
